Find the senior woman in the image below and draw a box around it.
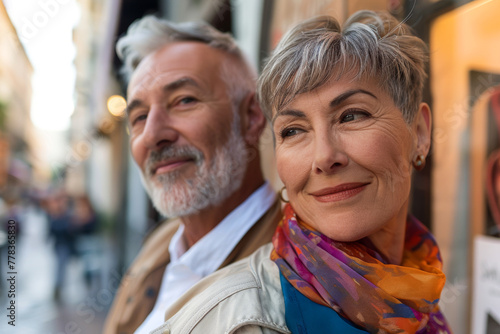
[153,10,451,334]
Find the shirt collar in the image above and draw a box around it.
[168,181,276,277]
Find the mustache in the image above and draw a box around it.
[145,145,204,176]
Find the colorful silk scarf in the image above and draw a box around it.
[271,204,452,334]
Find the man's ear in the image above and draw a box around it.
[241,93,266,146]
[414,102,432,156]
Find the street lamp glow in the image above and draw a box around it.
[107,95,126,117]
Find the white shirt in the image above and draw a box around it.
[134,182,276,334]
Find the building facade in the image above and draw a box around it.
[0,0,35,198]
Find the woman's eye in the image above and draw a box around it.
[340,110,369,123]
[280,128,301,138]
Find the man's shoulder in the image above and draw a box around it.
[103,218,182,334]
[158,244,290,334]
[220,197,282,267]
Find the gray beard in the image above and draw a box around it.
[140,123,248,218]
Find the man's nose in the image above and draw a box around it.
[312,132,349,174]
[142,105,179,150]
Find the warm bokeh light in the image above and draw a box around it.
[99,117,116,134]
[107,95,126,117]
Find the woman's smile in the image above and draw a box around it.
[308,182,370,203]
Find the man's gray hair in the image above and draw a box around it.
[116,15,256,106]
[258,10,428,123]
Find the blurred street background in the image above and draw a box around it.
[0,203,116,333]
[0,0,500,333]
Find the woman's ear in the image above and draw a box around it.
[241,93,266,146]
[414,102,432,156]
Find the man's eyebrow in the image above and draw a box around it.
[126,77,201,116]
[271,109,306,125]
[163,77,201,93]
[330,89,377,108]
[125,99,145,116]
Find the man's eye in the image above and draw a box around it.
[131,114,147,125]
[340,110,370,123]
[179,97,197,105]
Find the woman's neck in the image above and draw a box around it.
[366,205,409,265]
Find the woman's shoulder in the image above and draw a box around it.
[155,243,290,334]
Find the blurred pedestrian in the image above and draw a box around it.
[45,189,75,301]
[72,195,100,288]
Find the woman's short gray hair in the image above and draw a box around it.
[257,10,428,123]
[116,15,256,106]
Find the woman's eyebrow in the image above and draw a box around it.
[271,89,377,125]
[271,109,306,125]
[330,89,377,108]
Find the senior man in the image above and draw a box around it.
[103,16,281,334]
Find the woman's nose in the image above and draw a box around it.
[312,133,348,174]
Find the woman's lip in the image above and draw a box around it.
[153,158,193,174]
[309,183,369,202]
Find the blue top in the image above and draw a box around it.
[279,273,369,334]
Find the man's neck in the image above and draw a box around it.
[180,172,265,248]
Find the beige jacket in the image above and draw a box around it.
[151,243,290,334]
[103,199,282,334]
